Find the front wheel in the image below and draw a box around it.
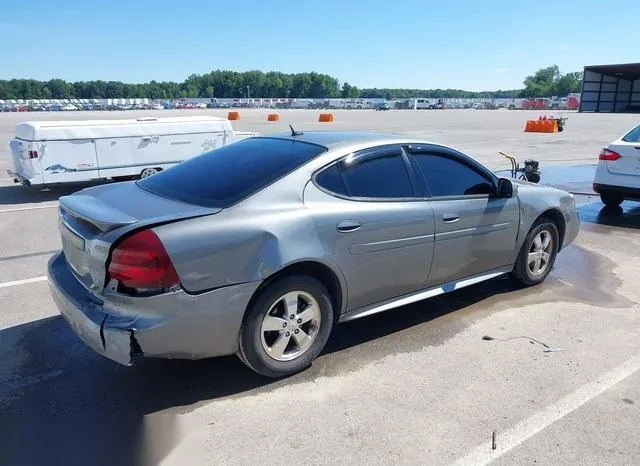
[512,218,559,286]
[238,275,334,378]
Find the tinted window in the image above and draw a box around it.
[342,154,413,198]
[316,164,347,195]
[138,138,326,207]
[413,154,494,197]
[622,125,640,142]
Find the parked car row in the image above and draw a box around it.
[2,97,570,113]
[0,102,166,112]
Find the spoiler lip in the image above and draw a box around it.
[59,194,138,233]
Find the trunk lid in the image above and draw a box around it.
[58,181,220,293]
[606,141,640,177]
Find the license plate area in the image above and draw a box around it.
[59,219,88,279]
[59,219,85,251]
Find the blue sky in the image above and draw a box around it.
[0,0,636,90]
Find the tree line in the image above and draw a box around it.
[0,66,582,101]
[519,65,582,97]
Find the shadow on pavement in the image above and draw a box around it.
[0,181,108,205]
[579,201,640,230]
[0,277,522,466]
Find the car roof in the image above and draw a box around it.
[255,130,435,151]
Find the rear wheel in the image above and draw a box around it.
[238,275,334,378]
[512,217,559,286]
[600,191,624,207]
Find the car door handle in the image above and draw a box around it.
[442,213,460,223]
[337,220,361,232]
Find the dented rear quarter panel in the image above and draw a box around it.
[151,162,348,300]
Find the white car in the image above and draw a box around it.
[593,124,640,207]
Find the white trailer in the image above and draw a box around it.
[8,116,258,186]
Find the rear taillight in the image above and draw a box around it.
[108,229,179,291]
[599,148,621,161]
[28,150,38,159]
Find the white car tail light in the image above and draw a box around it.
[599,148,621,161]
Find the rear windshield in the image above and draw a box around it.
[622,125,640,143]
[137,137,327,208]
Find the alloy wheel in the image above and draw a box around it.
[528,230,554,276]
[260,291,322,362]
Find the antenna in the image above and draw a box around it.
[289,124,303,136]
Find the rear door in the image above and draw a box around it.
[406,145,520,286]
[304,145,435,311]
[607,125,640,178]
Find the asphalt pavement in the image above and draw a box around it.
[1,109,639,466]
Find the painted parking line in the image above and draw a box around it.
[0,276,48,289]
[452,352,640,466]
[0,204,58,214]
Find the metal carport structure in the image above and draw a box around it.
[579,63,640,112]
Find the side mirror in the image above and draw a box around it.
[497,178,513,198]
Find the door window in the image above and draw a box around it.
[315,148,415,199]
[412,154,494,197]
[341,153,413,198]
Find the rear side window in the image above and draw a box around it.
[316,164,347,195]
[138,138,326,207]
[622,125,640,142]
[412,154,494,197]
[341,154,413,198]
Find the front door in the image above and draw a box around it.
[304,145,435,311]
[408,148,520,286]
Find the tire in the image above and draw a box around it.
[600,192,623,208]
[238,275,334,378]
[139,167,160,179]
[511,217,559,286]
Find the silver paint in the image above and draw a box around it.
[48,131,580,364]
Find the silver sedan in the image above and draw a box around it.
[48,131,579,377]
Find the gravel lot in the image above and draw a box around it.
[1,109,639,466]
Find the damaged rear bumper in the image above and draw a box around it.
[48,252,140,365]
[47,251,261,366]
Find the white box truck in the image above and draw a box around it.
[7,116,259,186]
